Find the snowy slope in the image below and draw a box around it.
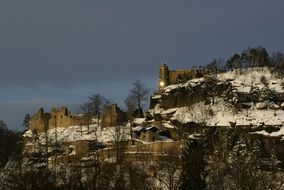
[164,67,284,94]
[23,124,131,145]
[150,67,284,139]
[171,100,284,127]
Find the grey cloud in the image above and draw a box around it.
[0,0,283,88]
[0,0,284,129]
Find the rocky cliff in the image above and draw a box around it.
[142,67,284,159]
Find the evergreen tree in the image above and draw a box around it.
[179,138,206,190]
[22,114,30,129]
[257,47,270,67]
[206,59,219,74]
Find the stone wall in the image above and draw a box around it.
[102,104,127,128]
[139,131,159,142]
[29,107,86,132]
[48,107,85,129]
[30,104,128,132]
[29,108,50,132]
[98,141,181,161]
[46,141,181,166]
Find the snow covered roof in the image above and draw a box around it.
[143,126,158,132]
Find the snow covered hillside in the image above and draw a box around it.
[23,124,131,145]
[148,67,284,139]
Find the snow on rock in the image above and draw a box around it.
[252,127,284,139]
[170,98,284,127]
[163,122,176,129]
[22,129,33,138]
[155,67,284,131]
[171,107,192,124]
[164,78,204,93]
[153,104,163,114]
[189,133,203,140]
[161,108,178,115]
[163,67,284,94]
[133,118,146,125]
[268,102,280,110]
[217,67,284,93]
[281,102,284,109]
[133,126,144,132]
[207,111,234,127]
[23,124,131,145]
[151,94,161,99]
[255,101,268,110]
[159,135,174,141]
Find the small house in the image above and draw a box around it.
[139,126,159,142]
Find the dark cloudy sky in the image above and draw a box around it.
[0,0,283,130]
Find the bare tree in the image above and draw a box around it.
[80,94,110,132]
[125,162,149,190]
[125,95,136,140]
[80,102,93,132]
[126,80,150,111]
[88,94,110,127]
[112,125,126,164]
[154,155,181,190]
[1,163,57,190]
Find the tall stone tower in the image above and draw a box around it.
[159,63,169,91]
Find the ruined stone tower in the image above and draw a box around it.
[29,108,50,132]
[159,64,170,91]
[102,104,127,128]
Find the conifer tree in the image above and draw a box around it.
[179,138,206,190]
[22,114,30,129]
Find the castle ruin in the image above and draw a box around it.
[158,64,203,91]
[29,107,86,133]
[29,104,129,132]
[102,104,127,128]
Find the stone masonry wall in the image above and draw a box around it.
[29,107,86,133]
[29,108,50,132]
[102,104,127,128]
[159,64,203,91]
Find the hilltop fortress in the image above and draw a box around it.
[29,104,128,132]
